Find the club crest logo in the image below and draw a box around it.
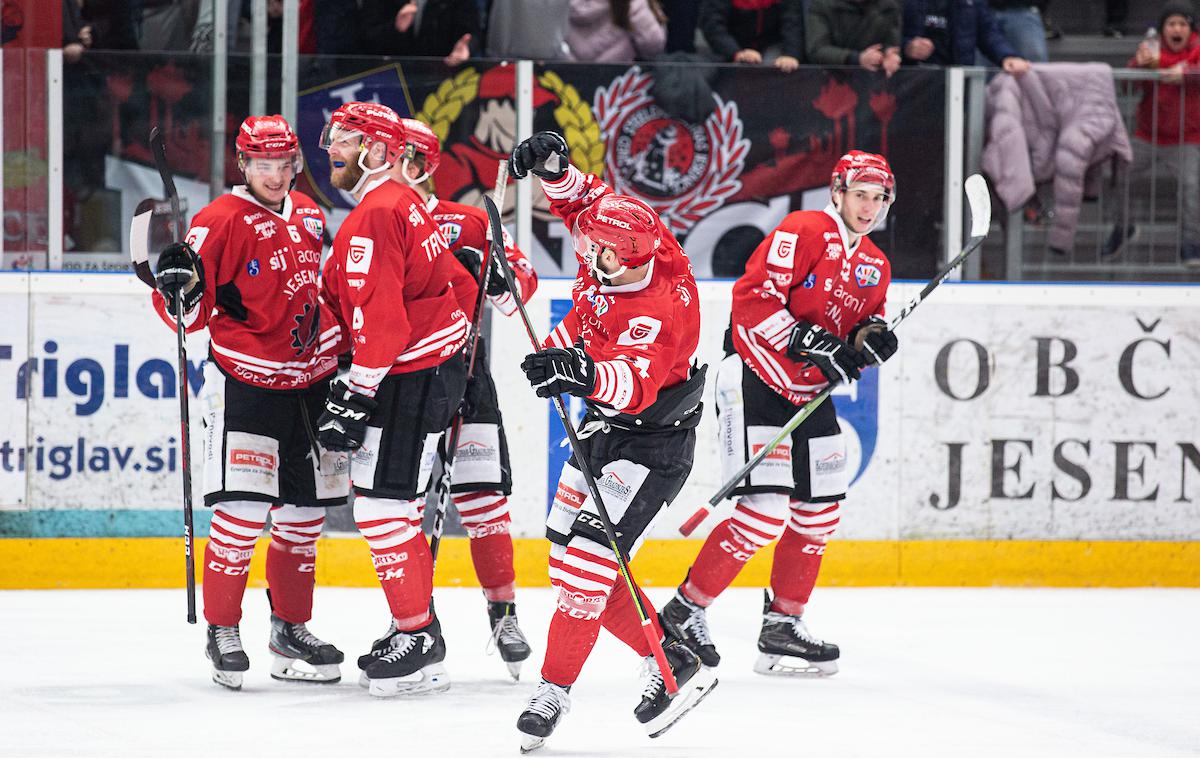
[439,222,463,246]
[302,216,324,241]
[594,67,750,238]
[855,263,881,287]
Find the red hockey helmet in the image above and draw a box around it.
[399,117,441,182]
[319,101,404,166]
[236,114,302,174]
[830,150,895,201]
[572,195,662,281]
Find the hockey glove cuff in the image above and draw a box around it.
[316,381,377,451]
[520,342,596,399]
[510,131,568,181]
[155,242,206,315]
[849,315,898,365]
[786,321,864,386]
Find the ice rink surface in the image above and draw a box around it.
[3,586,1197,758]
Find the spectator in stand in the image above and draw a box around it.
[806,0,903,77]
[988,0,1049,62]
[567,0,666,62]
[358,0,479,66]
[63,0,93,63]
[1104,0,1128,37]
[902,0,1030,75]
[1103,0,1200,266]
[137,0,199,51]
[662,0,700,52]
[486,0,572,59]
[82,0,139,50]
[699,0,806,72]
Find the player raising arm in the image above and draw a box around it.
[150,115,348,690]
[661,151,899,677]
[508,132,714,751]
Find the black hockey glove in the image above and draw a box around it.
[155,242,206,315]
[786,321,865,386]
[509,130,568,182]
[848,315,898,366]
[454,247,510,297]
[316,381,377,452]
[521,342,596,399]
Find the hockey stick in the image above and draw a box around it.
[485,194,679,696]
[429,160,509,569]
[679,174,993,536]
[150,127,197,624]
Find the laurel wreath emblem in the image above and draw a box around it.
[594,67,749,237]
[416,66,605,176]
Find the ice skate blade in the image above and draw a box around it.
[519,734,546,754]
[753,653,838,677]
[646,668,719,738]
[367,662,451,698]
[211,669,244,690]
[269,655,341,684]
[506,660,523,681]
[358,670,369,688]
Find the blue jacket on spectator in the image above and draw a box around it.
[902,0,1019,66]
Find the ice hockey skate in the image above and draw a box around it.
[659,592,720,667]
[634,639,719,738]
[754,592,840,677]
[362,616,450,697]
[488,600,532,680]
[267,614,344,684]
[517,680,571,753]
[206,624,250,690]
[356,618,399,687]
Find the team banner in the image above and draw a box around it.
[51,54,943,279]
[2,275,1196,543]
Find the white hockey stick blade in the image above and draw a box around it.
[129,198,154,265]
[964,173,991,239]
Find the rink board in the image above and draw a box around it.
[0,273,1198,587]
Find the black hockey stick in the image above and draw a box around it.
[428,160,509,569]
[486,195,679,696]
[150,127,197,623]
[679,173,993,536]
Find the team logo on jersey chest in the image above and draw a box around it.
[855,263,881,287]
[439,222,463,246]
[247,259,260,276]
[302,216,323,241]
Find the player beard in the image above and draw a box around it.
[330,160,364,191]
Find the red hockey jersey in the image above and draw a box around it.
[540,165,700,416]
[320,177,478,397]
[426,195,538,316]
[151,187,335,391]
[731,207,892,405]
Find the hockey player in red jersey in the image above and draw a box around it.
[150,115,348,690]
[660,150,900,677]
[314,102,478,698]
[384,117,537,678]
[507,132,715,752]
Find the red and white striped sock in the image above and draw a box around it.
[600,579,662,657]
[265,505,325,623]
[455,490,516,602]
[540,539,619,686]
[355,495,433,630]
[769,501,840,615]
[203,500,269,627]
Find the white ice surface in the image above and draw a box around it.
[3,587,1198,758]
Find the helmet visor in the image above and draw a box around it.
[318,123,364,152]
